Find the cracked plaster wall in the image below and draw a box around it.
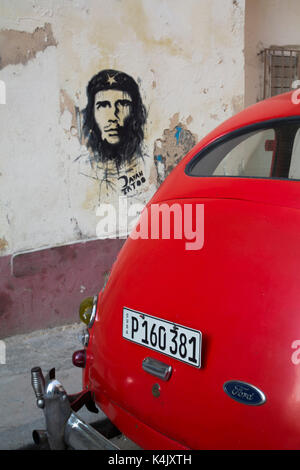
[0,0,245,257]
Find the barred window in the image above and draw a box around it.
[262,48,300,99]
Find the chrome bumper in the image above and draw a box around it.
[31,366,120,450]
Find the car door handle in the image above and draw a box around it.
[142,357,172,381]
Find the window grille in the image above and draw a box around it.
[262,48,300,99]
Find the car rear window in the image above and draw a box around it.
[186,119,300,180]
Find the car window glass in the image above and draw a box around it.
[289,128,300,179]
[213,129,275,177]
[188,121,300,179]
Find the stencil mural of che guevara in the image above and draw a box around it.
[79,69,150,203]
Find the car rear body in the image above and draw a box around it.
[82,91,300,449]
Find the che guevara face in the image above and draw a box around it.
[94,89,133,145]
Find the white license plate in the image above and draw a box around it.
[122,307,202,368]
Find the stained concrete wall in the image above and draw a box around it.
[245,0,300,106]
[0,0,245,336]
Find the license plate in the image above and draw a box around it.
[122,307,202,368]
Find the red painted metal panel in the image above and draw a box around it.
[86,198,300,449]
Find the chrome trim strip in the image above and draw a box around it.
[65,412,119,450]
[88,295,98,328]
[80,329,90,347]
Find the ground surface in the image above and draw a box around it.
[0,322,140,450]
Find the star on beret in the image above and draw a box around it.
[107,74,117,86]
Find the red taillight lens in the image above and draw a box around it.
[72,349,86,368]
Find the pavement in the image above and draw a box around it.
[0,322,140,450]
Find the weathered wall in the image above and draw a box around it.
[245,0,300,106]
[0,0,245,336]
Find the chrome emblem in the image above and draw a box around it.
[223,380,266,406]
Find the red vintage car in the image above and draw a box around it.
[31,90,300,450]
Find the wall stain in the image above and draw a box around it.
[70,217,84,239]
[118,3,187,59]
[56,245,77,263]
[0,237,8,252]
[231,94,244,114]
[0,22,57,70]
[5,282,14,291]
[82,180,100,211]
[0,292,12,317]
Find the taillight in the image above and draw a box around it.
[72,349,86,368]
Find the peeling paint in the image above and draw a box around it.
[175,126,183,144]
[0,0,245,256]
[186,115,193,126]
[0,22,57,70]
[59,89,78,137]
[153,114,197,184]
